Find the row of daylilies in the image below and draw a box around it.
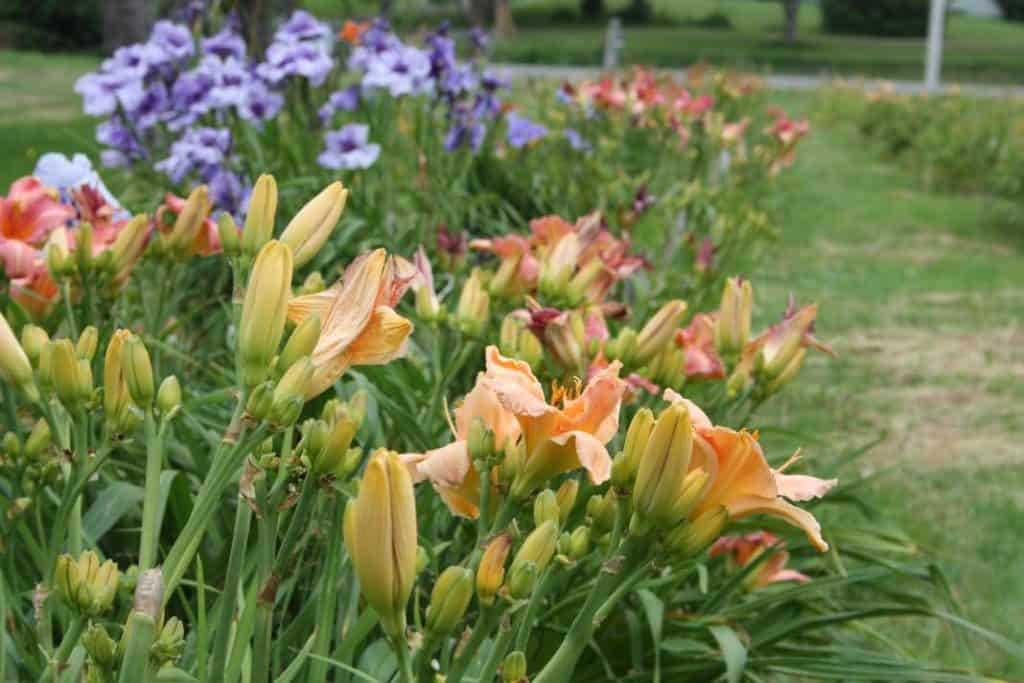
[0,158,837,681]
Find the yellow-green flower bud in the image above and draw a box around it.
[503,650,527,682]
[76,326,99,361]
[242,174,278,257]
[416,546,429,576]
[0,313,39,401]
[454,268,490,336]
[24,418,51,458]
[315,411,359,476]
[665,468,710,525]
[511,520,558,576]
[343,450,418,637]
[277,315,321,379]
[20,324,48,367]
[122,335,154,409]
[299,270,325,295]
[2,431,19,459]
[476,533,512,606]
[279,181,347,268]
[55,550,120,615]
[168,185,211,254]
[615,408,654,489]
[499,314,522,357]
[633,403,693,528]
[635,300,687,365]
[151,616,185,665]
[517,327,544,372]
[762,348,806,395]
[555,479,579,526]
[156,376,182,417]
[425,566,473,637]
[566,258,604,304]
[46,239,71,278]
[468,416,494,464]
[533,489,560,528]
[82,622,118,668]
[506,561,538,600]
[238,241,294,386]
[269,357,312,426]
[714,277,752,360]
[51,339,83,410]
[606,327,638,366]
[666,506,728,558]
[102,330,132,431]
[246,381,274,422]
[569,526,592,560]
[217,213,241,257]
[585,491,617,533]
[76,222,94,274]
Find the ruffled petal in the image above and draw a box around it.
[726,495,829,552]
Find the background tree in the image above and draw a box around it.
[782,0,801,42]
[103,0,153,52]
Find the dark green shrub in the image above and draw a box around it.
[821,0,930,37]
[580,0,605,21]
[995,0,1024,21]
[0,0,101,50]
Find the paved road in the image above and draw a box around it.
[490,63,1024,98]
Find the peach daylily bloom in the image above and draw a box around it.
[287,249,415,398]
[0,177,74,245]
[401,375,521,518]
[664,388,836,551]
[709,532,810,588]
[469,234,539,294]
[480,346,625,497]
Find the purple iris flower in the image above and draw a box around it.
[445,120,486,152]
[318,124,381,170]
[155,127,232,182]
[563,128,592,153]
[277,10,332,43]
[147,21,195,66]
[441,64,478,97]
[257,40,334,87]
[362,46,434,97]
[202,29,248,61]
[128,82,170,129]
[208,168,249,218]
[318,85,361,124]
[506,113,548,149]
[469,27,490,52]
[96,118,145,167]
[75,71,142,116]
[240,83,284,122]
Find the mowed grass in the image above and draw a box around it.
[749,90,1024,677]
[309,0,1024,84]
[1,48,1022,677]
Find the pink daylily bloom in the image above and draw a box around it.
[710,532,810,588]
[0,177,75,245]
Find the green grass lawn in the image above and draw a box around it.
[1,48,1021,678]
[310,0,1024,84]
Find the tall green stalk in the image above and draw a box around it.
[138,412,165,572]
[307,493,346,683]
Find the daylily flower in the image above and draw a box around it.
[479,346,625,497]
[469,234,538,296]
[340,20,369,45]
[747,296,835,380]
[0,177,75,246]
[286,249,415,398]
[664,389,836,551]
[401,366,521,519]
[675,313,725,380]
[154,191,220,257]
[710,532,810,589]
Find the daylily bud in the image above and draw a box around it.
[217,213,241,257]
[533,489,560,528]
[503,650,527,682]
[517,327,544,371]
[299,271,325,295]
[633,403,693,528]
[613,408,654,488]
[606,327,638,366]
[585,491,617,533]
[538,234,579,298]
[569,526,592,560]
[246,382,274,421]
[238,241,294,386]
[24,418,51,458]
[37,341,54,394]
[0,313,39,401]
[477,533,512,606]
[76,326,99,361]
[157,376,182,417]
[665,468,710,525]
[715,277,752,359]
[505,560,538,600]
[277,315,321,378]
[151,616,185,666]
[82,623,118,668]
[122,335,155,409]
[725,362,751,397]
[2,431,19,459]
[666,506,728,557]
[169,185,211,254]
[566,258,605,304]
[343,450,417,637]
[455,268,490,336]
[425,566,473,637]
[20,325,48,367]
[242,174,278,257]
[76,222,94,274]
[55,550,120,615]
[468,417,495,464]
[109,214,149,286]
[544,314,584,374]
[315,411,359,476]
[46,239,71,278]
[653,347,687,389]
[51,339,84,410]
[416,546,429,576]
[635,300,687,364]
[415,283,442,321]
[279,181,347,268]
[303,418,330,460]
[270,357,312,426]
[102,330,131,431]
[555,479,579,526]
[499,314,522,356]
[510,520,558,578]
[762,347,806,394]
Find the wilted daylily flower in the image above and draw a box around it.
[748,296,835,382]
[287,249,415,398]
[479,346,625,498]
[664,389,836,551]
[674,313,725,380]
[710,532,810,589]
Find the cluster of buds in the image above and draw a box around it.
[498,314,544,371]
[299,391,367,480]
[55,550,120,616]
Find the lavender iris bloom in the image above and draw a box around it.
[155,127,232,182]
[208,168,249,218]
[148,21,195,66]
[256,10,334,87]
[277,10,332,43]
[202,29,248,61]
[563,128,592,153]
[240,83,284,122]
[445,120,486,152]
[362,46,434,97]
[469,27,490,52]
[506,113,548,149]
[96,119,145,168]
[319,85,361,125]
[318,124,381,170]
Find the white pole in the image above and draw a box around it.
[925,0,946,92]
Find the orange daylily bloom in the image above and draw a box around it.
[287,249,415,398]
[480,346,625,497]
[340,20,369,45]
[664,388,836,551]
[401,371,521,518]
[710,532,810,588]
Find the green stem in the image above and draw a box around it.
[515,569,558,651]
[476,615,517,683]
[138,412,165,572]
[392,632,416,683]
[207,493,253,683]
[272,473,316,575]
[47,615,84,682]
[307,494,345,683]
[118,612,157,683]
[60,281,78,340]
[252,471,279,683]
[445,608,498,683]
